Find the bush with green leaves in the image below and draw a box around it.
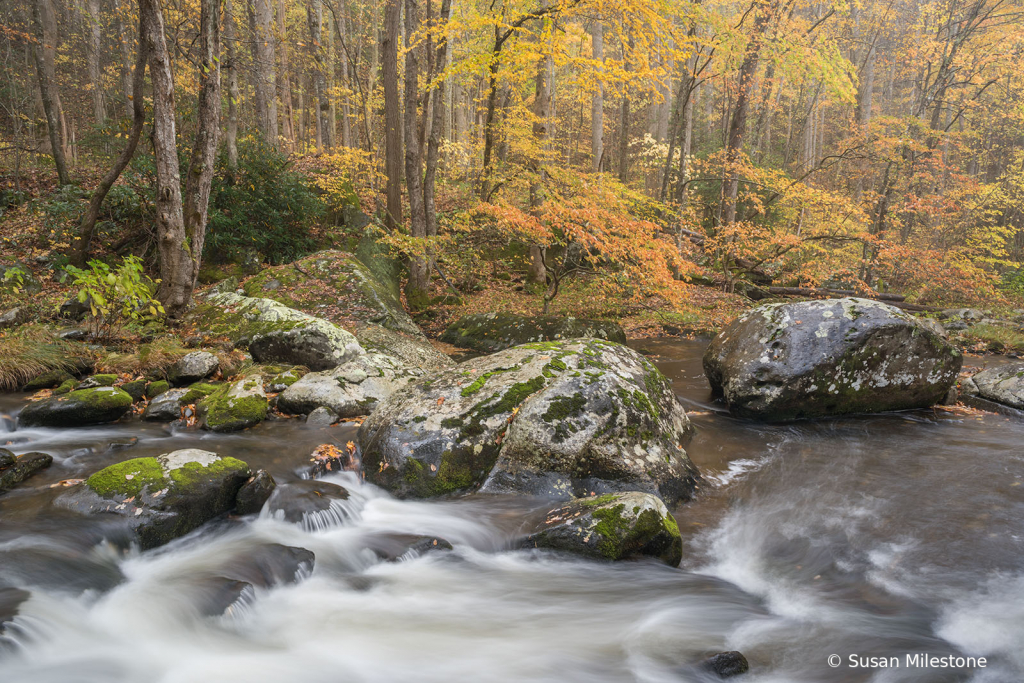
[65,255,164,340]
[206,136,324,265]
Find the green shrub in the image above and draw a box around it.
[65,255,164,340]
[206,136,324,265]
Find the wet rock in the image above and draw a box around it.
[218,543,315,587]
[703,298,962,420]
[278,353,421,417]
[234,469,277,515]
[266,367,306,392]
[168,351,220,385]
[198,376,268,432]
[120,379,147,401]
[56,449,252,549]
[523,492,683,566]
[0,306,30,329]
[59,297,90,320]
[441,313,628,354]
[77,373,118,389]
[0,587,30,633]
[187,292,364,370]
[0,452,52,490]
[52,378,76,396]
[19,387,134,428]
[307,443,358,478]
[193,577,254,617]
[968,363,1024,410]
[360,339,701,504]
[365,533,454,562]
[266,480,351,526]
[306,406,338,426]
[355,323,454,372]
[960,376,979,397]
[240,249,422,335]
[0,448,14,469]
[699,651,750,678]
[22,369,73,392]
[143,388,189,421]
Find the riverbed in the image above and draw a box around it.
[0,339,1021,682]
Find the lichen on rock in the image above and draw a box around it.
[440,312,627,353]
[198,376,268,432]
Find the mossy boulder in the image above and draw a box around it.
[52,378,76,396]
[22,369,74,392]
[240,249,421,336]
[359,339,701,503]
[703,297,962,421]
[77,374,118,389]
[440,313,627,353]
[355,323,454,373]
[277,353,422,417]
[966,362,1024,410]
[56,449,252,549]
[198,376,268,432]
[19,387,134,428]
[188,291,364,371]
[0,451,53,491]
[145,380,170,399]
[266,367,306,392]
[168,351,220,385]
[120,379,147,402]
[524,492,683,566]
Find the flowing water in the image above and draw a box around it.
[0,339,1022,682]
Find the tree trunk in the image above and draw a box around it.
[278,0,294,144]
[403,0,429,310]
[382,0,403,231]
[113,0,134,118]
[423,0,452,239]
[225,0,240,170]
[307,0,329,150]
[591,18,603,171]
[31,0,69,186]
[528,2,553,286]
[248,0,278,144]
[85,0,104,123]
[69,11,149,266]
[616,34,632,183]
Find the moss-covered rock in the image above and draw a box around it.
[440,313,627,353]
[22,369,74,392]
[359,339,701,503]
[240,249,421,336]
[198,376,268,432]
[703,297,963,420]
[277,352,422,417]
[188,291,364,371]
[120,379,147,402]
[56,449,252,549]
[145,380,170,399]
[52,378,76,396]
[0,451,53,491]
[19,387,134,428]
[524,492,683,566]
[78,374,118,389]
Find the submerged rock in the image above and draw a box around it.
[198,376,268,432]
[277,352,421,417]
[441,313,627,353]
[57,449,252,549]
[168,351,220,385]
[234,469,277,515]
[523,492,683,566]
[0,451,52,490]
[306,406,338,426]
[966,363,1024,410]
[188,291,364,370]
[699,651,750,678]
[19,387,134,428]
[359,339,701,504]
[266,480,351,527]
[703,298,962,420]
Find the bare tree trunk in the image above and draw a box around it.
[404,0,429,309]
[382,0,403,231]
[142,0,221,316]
[528,3,553,287]
[69,11,149,266]
[248,0,278,144]
[225,0,240,170]
[336,7,353,146]
[307,0,329,150]
[590,18,603,171]
[278,0,294,144]
[423,0,452,239]
[113,0,134,118]
[85,0,104,123]
[32,0,69,186]
[616,33,632,183]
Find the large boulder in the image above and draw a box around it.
[19,387,134,427]
[241,250,421,335]
[441,313,627,353]
[277,352,421,417]
[523,492,683,566]
[198,376,268,432]
[189,291,364,370]
[168,351,220,385]
[965,363,1024,410]
[355,323,454,372]
[56,449,252,549]
[703,298,962,420]
[359,339,701,504]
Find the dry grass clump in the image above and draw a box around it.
[0,325,89,390]
[97,336,190,377]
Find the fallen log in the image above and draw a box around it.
[766,286,905,303]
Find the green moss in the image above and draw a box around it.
[590,503,631,558]
[145,380,170,399]
[542,392,586,422]
[413,415,427,423]
[120,378,147,401]
[181,382,221,404]
[53,378,76,395]
[86,457,166,498]
[461,366,518,396]
[167,456,249,491]
[581,493,618,507]
[200,386,268,431]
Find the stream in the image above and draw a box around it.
[0,339,1021,682]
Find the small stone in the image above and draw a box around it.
[169,351,220,386]
[306,406,338,426]
[699,651,750,678]
[0,306,30,329]
[120,379,147,402]
[234,469,277,515]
